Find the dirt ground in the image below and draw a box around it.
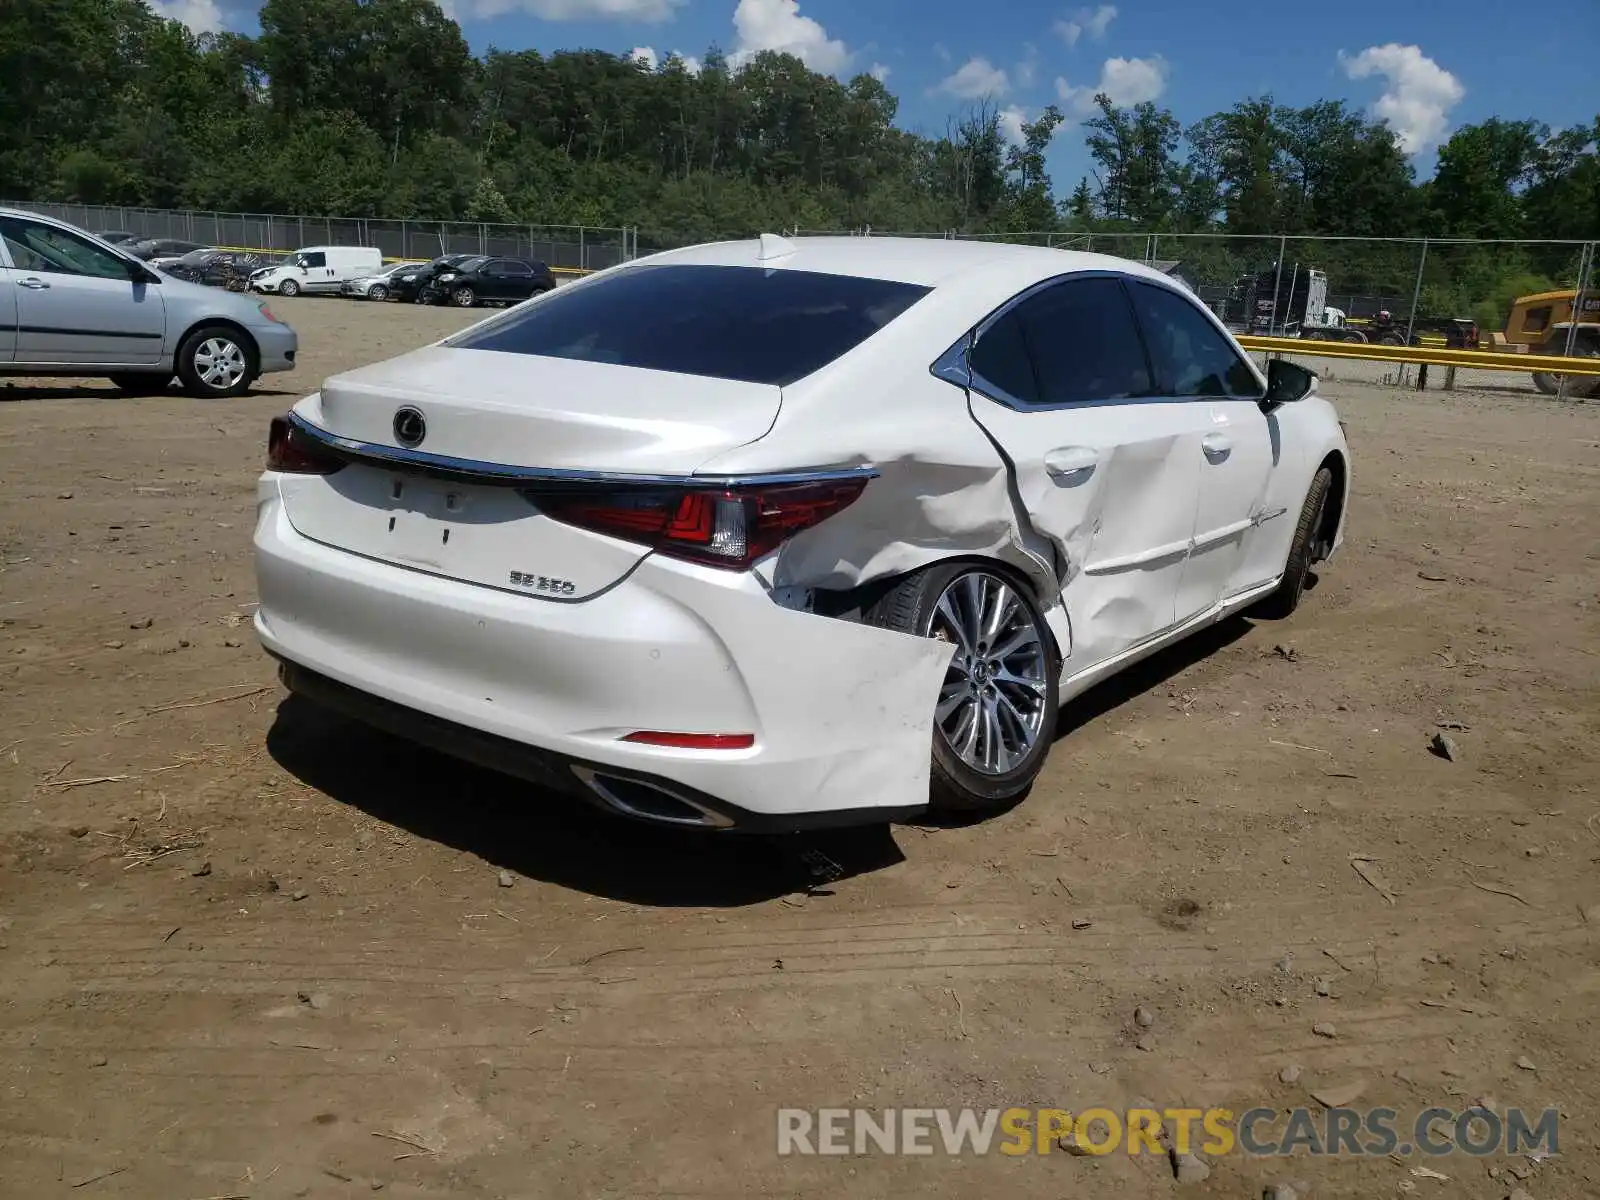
[2,295,1597,1199]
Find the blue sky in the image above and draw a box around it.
[168,0,1600,193]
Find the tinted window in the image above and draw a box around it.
[968,311,1038,404]
[1128,280,1262,398]
[449,264,931,387]
[1010,276,1152,404]
[497,260,531,275]
[0,217,133,280]
[299,251,327,268]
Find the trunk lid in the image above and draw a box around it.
[308,344,781,473]
[277,345,782,596]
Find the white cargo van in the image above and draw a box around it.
[250,246,384,296]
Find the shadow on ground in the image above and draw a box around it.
[266,694,904,908]
[267,609,1272,891]
[0,382,297,403]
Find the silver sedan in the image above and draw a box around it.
[0,208,297,398]
[339,262,425,302]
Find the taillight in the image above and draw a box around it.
[267,415,345,475]
[528,477,869,570]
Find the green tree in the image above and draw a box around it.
[1004,105,1063,231]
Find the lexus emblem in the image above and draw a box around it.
[393,406,427,448]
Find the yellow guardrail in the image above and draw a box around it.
[1237,334,1600,377]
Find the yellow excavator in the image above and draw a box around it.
[1492,289,1600,396]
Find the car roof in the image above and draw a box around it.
[636,235,1180,291]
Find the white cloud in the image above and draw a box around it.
[630,45,658,69]
[148,0,222,33]
[670,50,702,74]
[730,0,851,74]
[998,106,1029,147]
[1054,54,1168,116]
[1014,42,1038,88]
[933,43,952,63]
[1053,4,1117,47]
[460,0,683,20]
[1338,43,1464,154]
[870,62,891,82]
[936,56,1010,99]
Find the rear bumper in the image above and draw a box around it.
[252,484,951,828]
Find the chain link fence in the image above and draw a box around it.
[3,201,638,274]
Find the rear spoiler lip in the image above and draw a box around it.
[285,410,878,492]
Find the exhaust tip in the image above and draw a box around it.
[571,767,733,829]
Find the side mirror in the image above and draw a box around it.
[1264,358,1316,406]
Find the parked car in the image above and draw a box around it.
[254,236,1349,830]
[126,237,208,261]
[385,254,479,303]
[0,208,297,398]
[95,230,142,244]
[339,261,425,301]
[249,245,383,296]
[148,245,217,270]
[161,249,279,291]
[418,256,558,307]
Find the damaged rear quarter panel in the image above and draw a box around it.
[695,366,1046,596]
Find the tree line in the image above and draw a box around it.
[2,0,1597,322]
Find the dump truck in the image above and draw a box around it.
[1495,288,1600,395]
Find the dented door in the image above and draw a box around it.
[960,275,1201,670]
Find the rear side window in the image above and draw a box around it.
[1127,280,1263,398]
[968,311,1038,404]
[448,264,931,387]
[1009,277,1153,404]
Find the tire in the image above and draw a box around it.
[452,286,477,308]
[368,283,388,302]
[1532,343,1600,399]
[1254,466,1334,620]
[278,278,300,298]
[175,325,256,399]
[866,563,1059,813]
[108,373,168,394]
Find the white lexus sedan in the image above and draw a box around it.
[254,236,1349,830]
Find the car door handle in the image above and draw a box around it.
[1044,446,1100,478]
[18,277,50,289]
[1202,433,1233,458]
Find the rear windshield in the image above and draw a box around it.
[446,263,932,387]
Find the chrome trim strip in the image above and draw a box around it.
[286,410,879,490]
[1083,535,1193,574]
[1190,516,1255,552]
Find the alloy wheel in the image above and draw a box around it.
[193,337,246,391]
[928,572,1050,775]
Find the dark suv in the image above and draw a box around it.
[421,257,558,307]
[387,254,479,303]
